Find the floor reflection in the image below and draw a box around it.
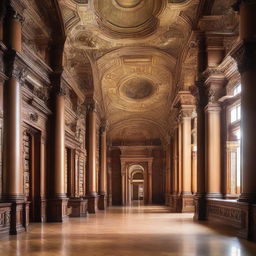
[0,205,256,256]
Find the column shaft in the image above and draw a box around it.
[181,117,192,195]
[86,107,98,213]
[165,147,171,205]
[3,77,23,200]
[205,105,222,198]
[148,161,153,204]
[54,94,65,197]
[237,1,256,202]
[99,128,107,210]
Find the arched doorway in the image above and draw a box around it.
[131,171,144,202]
[127,164,146,205]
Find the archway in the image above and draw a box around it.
[127,164,145,205]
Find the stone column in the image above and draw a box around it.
[173,91,195,212]
[180,109,194,212]
[191,83,208,220]
[191,125,197,194]
[107,157,112,206]
[40,137,46,222]
[86,103,98,213]
[170,129,179,212]
[121,161,126,206]
[2,6,26,234]
[231,0,256,241]
[48,81,68,222]
[98,124,107,210]
[148,160,153,204]
[205,76,225,199]
[165,145,171,205]
[232,0,256,204]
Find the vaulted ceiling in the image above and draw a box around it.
[55,0,238,144]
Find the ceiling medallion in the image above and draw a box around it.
[94,0,166,38]
[119,77,155,101]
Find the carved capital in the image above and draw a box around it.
[180,108,194,119]
[86,101,96,112]
[190,81,208,110]
[51,71,67,96]
[231,40,256,74]
[10,10,24,23]
[4,50,27,83]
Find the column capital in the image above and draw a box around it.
[51,70,67,96]
[203,71,226,105]
[231,40,256,74]
[8,0,26,23]
[100,119,109,134]
[232,0,256,12]
[5,50,27,82]
[86,98,98,113]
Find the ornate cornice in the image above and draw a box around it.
[231,40,256,74]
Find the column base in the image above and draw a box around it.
[86,194,99,214]
[47,197,69,222]
[206,193,223,199]
[180,193,194,213]
[0,203,11,237]
[68,198,88,217]
[10,201,28,235]
[107,193,112,207]
[98,194,107,210]
[238,193,256,203]
[169,194,180,212]
[165,193,170,206]
[40,197,47,223]
[194,193,206,221]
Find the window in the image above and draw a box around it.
[226,85,242,197]
[230,105,241,123]
[233,84,241,96]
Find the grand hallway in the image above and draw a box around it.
[0,205,256,256]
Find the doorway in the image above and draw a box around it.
[23,128,41,222]
[131,171,144,203]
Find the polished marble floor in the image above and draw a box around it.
[1,203,256,256]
